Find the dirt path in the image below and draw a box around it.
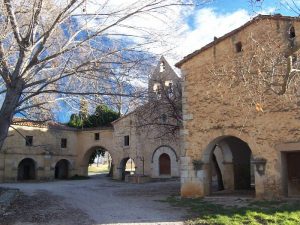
[0,175,187,225]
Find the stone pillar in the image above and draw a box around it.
[113,164,123,180]
[43,154,53,180]
[222,162,234,191]
[252,158,267,199]
[180,156,207,197]
[0,153,4,182]
[254,170,266,199]
[7,159,17,182]
[37,166,45,180]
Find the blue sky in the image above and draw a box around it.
[159,0,298,64]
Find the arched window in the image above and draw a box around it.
[289,26,296,39]
[161,114,167,123]
[160,62,165,72]
[292,54,297,65]
[165,80,174,98]
[153,83,162,99]
[235,42,243,53]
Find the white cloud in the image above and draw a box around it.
[73,1,276,67]
[168,8,251,64]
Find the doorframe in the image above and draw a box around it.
[276,142,300,197]
[159,153,171,176]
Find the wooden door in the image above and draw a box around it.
[287,152,300,196]
[159,153,171,175]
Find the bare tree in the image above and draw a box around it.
[0,0,210,150]
[134,67,182,140]
[249,0,300,15]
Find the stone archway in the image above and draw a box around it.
[55,159,70,179]
[81,146,113,177]
[152,146,179,178]
[18,158,36,180]
[202,136,254,196]
[119,157,135,181]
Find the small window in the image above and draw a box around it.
[161,114,167,123]
[153,83,161,92]
[289,26,296,39]
[25,136,33,146]
[165,81,174,97]
[160,62,165,72]
[124,135,129,146]
[94,133,100,140]
[61,138,67,148]
[235,42,243,53]
[292,55,297,65]
[153,83,162,99]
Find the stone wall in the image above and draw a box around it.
[111,112,181,179]
[0,111,181,182]
[0,125,116,181]
[178,16,300,198]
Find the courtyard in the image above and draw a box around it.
[1,175,300,225]
[0,175,187,225]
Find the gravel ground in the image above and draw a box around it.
[0,175,187,225]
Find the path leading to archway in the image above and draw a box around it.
[0,175,187,225]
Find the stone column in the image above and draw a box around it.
[254,170,266,199]
[0,153,4,182]
[252,158,267,199]
[222,161,234,191]
[43,154,53,180]
[180,156,207,197]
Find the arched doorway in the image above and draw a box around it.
[55,159,69,179]
[18,158,36,180]
[159,153,171,175]
[151,145,179,178]
[119,157,136,181]
[83,146,113,177]
[204,136,254,196]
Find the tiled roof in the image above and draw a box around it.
[11,118,113,131]
[12,118,48,128]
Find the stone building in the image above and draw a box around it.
[112,56,181,179]
[0,57,181,182]
[176,14,300,199]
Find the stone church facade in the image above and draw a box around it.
[0,57,181,183]
[176,14,300,199]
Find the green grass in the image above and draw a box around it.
[88,164,109,173]
[165,197,300,225]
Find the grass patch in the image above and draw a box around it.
[88,164,109,173]
[165,196,300,225]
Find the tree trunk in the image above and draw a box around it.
[0,85,23,150]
